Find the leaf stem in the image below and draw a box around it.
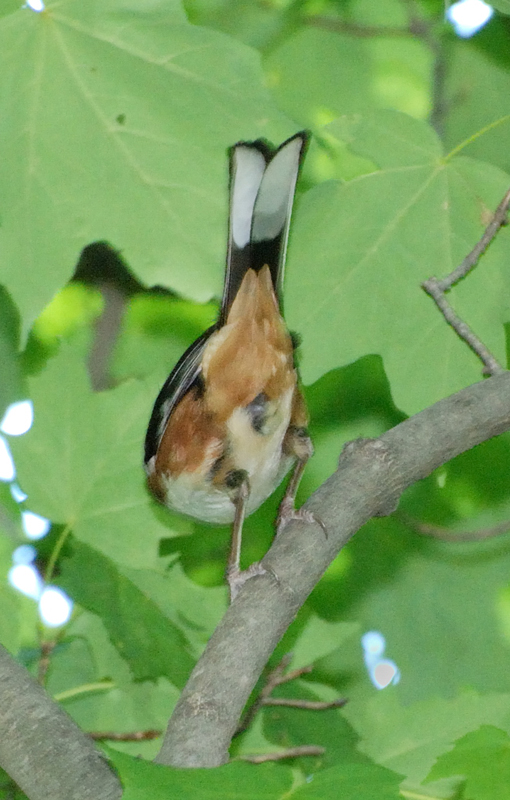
[444,114,510,162]
[44,522,72,584]
[54,681,115,703]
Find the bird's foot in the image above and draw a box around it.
[227,561,271,603]
[276,496,327,537]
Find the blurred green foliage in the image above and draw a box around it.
[1,0,510,798]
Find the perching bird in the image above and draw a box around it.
[144,131,314,600]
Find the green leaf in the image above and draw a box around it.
[330,109,441,167]
[111,293,217,383]
[323,501,510,705]
[46,610,179,759]
[426,725,510,800]
[0,287,24,417]
[266,27,373,127]
[292,761,403,799]
[260,679,361,769]
[11,345,179,569]
[444,42,510,174]
[121,560,226,654]
[232,712,289,763]
[59,539,196,686]
[0,587,22,657]
[0,526,23,654]
[106,750,294,799]
[0,766,28,800]
[287,109,510,413]
[342,690,510,790]
[0,0,292,338]
[108,747,402,800]
[265,0,430,128]
[289,616,359,671]
[491,1,510,14]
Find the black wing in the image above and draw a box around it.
[219,131,309,325]
[144,326,215,464]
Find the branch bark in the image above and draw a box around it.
[2,373,510,791]
[0,646,122,800]
[156,370,510,767]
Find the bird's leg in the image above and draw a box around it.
[277,428,326,536]
[226,470,249,583]
[225,470,267,602]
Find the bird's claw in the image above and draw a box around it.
[227,561,277,602]
[277,497,327,537]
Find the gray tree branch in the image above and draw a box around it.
[2,373,510,792]
[0,645,122,800]
[156,370,510,767]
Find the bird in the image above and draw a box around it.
[144,131,314,601]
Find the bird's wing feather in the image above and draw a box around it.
[144,327,214,463]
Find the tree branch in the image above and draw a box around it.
[234,655,345,739]
[0,645,122,800]
[307,16,410,38]
[156,371,510,768]
[400,512,510,542]
[2,374,510,786]
[238,745,325,763]
[422,187,510,376]
[431,188,510,290]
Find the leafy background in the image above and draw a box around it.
[1,0,510,798]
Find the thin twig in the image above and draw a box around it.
[53,681,115,703]
[89,730,161,742]
[439,188,510,289]
[400,512,510,542]
[307,16,410,37]
[235,654,346,737]
[37,641,56,686]
[420,286,503,375]
[263,697,348,710]
[428,33,448,137]
[36,524,75,687]
[399,0,449,135]
[238,745,325,763]
[422,187,510,376]
[263,658,313,688]
[234,654,294,736]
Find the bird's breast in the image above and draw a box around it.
[147,386,295,524]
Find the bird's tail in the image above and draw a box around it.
[219,131,309,325]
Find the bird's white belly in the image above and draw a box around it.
[155,387,295,525]
[160,474,241,524]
